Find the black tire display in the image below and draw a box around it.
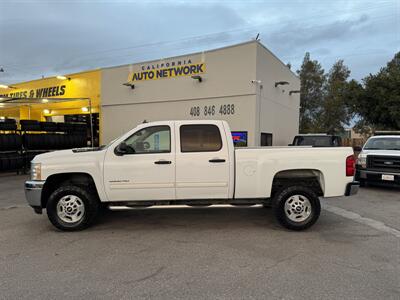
[46,185,100,231]
[23,133,87,150]
[0,123,17,130]
[20,120,41,131]
[40,122,58,132]
[0,153,23,171]
[0,121,89,173]
[273,185,321,231]
[0,134,22,151]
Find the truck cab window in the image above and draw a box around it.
[124,125,170,154]
[180,125,222,152]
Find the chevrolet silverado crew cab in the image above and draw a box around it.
[355,135,400,186]
[25,120,358,231]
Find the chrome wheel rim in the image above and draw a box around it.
[284,194,312,223]
[56,195,85,223]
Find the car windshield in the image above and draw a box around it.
[364,138,400,150]
[294,136,333,147]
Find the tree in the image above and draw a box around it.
[352,52,400,130]
[297,53,326,133]
[319,60,352,134]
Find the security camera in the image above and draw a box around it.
[251,80,261,84]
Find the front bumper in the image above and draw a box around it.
[345,181,359,196]
[355,168,400,185]
[24,180,45,214]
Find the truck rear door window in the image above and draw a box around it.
[180,125,222,152]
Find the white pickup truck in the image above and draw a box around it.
[25,120,359,231]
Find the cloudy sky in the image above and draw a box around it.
[0,0,399,84]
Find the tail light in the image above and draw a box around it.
[346,155,355,177]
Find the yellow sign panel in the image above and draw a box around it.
[128,63,205,82]
[0,70,100,102]
[0,70,101,120]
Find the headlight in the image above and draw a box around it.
[356,154,367,168]
[31,163,42,180]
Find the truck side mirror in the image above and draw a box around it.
[115,142,134,156]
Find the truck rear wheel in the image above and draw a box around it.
[46,185,100,231]
[273,185,320,231]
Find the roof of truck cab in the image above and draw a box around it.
[295,134,337,137]
[370,135,400,139]
[142,120,227,124]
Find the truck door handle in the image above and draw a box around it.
[154,160,172,165]
[209,159,226,163]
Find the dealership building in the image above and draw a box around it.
[0,41,300,147]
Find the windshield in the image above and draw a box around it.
[293,136,336,147]
[364,138,400,150]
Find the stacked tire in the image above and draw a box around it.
[0,120,88,172]
[20,120,41,131]
[0,118,17,131]
[40,122,58,132]
[24,133,87,150]
[0,153,24,171]
[0,128,23,171]
[57,122,74,133]
[0,134,22,151]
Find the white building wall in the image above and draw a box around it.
[102,95,257,145]
[101,42,258,144]
[100,41,300,146]
[255,43,300,146]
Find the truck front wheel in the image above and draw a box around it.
[46,185,100,231]
[273,185,321,231]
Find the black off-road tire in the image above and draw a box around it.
[46,185,100,231]
[273,185,321,231]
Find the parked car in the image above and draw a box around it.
[25,120,358,231]
[290,134,342,147]
[355,135,400,186]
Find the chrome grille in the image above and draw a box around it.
[367,155,400,173]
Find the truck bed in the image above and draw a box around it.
[234,147,354,198]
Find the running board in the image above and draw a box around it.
[107,198,270,210]
[108,205,151,211]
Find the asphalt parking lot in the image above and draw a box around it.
[0,174,399,299]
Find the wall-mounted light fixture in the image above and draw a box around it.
[0,84,17,89]
[289,90,300,95]
[191,75,202,82]
[274,81,289,87]
[123,82,135,89]
[56,75,71,80]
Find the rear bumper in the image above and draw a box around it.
[24,180,45,214]
[345,181,359,196]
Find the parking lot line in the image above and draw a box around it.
[324,204,400,239]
